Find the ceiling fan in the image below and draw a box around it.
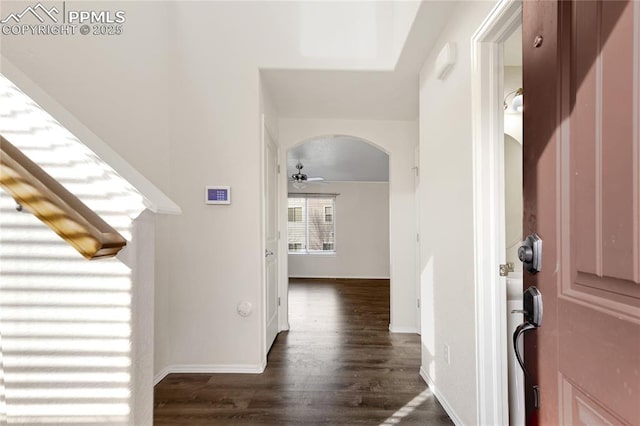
[290,162,325,188]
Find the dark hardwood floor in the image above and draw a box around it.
[154,278,452,425]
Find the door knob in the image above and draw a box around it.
[265,249,274,257]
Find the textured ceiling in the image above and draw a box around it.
[288,136,389,182]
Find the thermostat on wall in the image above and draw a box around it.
[205,186,231,204]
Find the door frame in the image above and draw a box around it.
[470,0,522,425]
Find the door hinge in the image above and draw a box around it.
[412,166,419,177]
[533,385,540,409]
[416,233,420,243]
[417,298,421,309]
[278,231,281,240]
[499,262,515,277]
[277,165,281,174]
[277,297,281,306]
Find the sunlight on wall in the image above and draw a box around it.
[0,184,133,424]
[0,75,145,424]
[0,74,144,238]
[421,257,435,354]
[0,332,5,423]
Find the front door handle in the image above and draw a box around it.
[512,286,543,409]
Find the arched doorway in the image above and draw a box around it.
[283,135,390,333]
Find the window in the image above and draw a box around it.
[288,196,336,254]
[288,206,302,222]
[324,206,333,223]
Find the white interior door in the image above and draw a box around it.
[264,127,279,353]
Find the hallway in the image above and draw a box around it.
[153,279,452,425]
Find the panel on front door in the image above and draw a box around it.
[523,0,640,424]
[560,1,640,422]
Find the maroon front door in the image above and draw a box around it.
[523,0,640,424]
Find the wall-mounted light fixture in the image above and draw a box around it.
[504,88,524,112]
[0,135,126,260]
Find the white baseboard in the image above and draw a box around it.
[153,363,265,386]
[419,366,463,426]
[278,323,290,332]
[388,324,419,334]
[153,366,173,386]
[288,275,390,280]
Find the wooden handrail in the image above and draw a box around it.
[0,135,126,259]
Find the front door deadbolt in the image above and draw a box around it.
[518,233,542,274]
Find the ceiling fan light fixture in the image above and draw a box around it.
[289,161,325,188]
[291,162,307,182]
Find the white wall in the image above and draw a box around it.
[1,2,173,190]
[278,118,418,333]
[418,1,497,424]
[127,210,156,425]
[288,181,390,279]
[1,1,422,377]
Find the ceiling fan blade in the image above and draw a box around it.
[306,177,324,181]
